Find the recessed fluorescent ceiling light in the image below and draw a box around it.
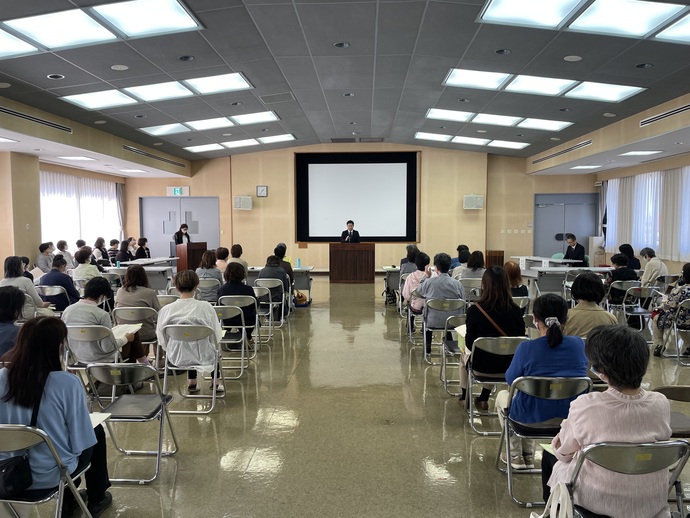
[426,108,474,122]
[139,123,189,136]
[414,132,452,142]
[57,156,95,161]
[568,0,685,38]
[564,81,644,102]
[505,75,577,96]
[571,165,602,169]
[183,73,253,94]
[184,144,224,153]
[471,113,522,126]
[481,0,582,29]
[487,140,530,149]
[0,137,18,143]
[92,0,200,38]
[451,136,490,145]
[120,169,146,173]
[61,90,138,110]
[5,10,116,49]
[258,134,296,144]
[0,29,38,59]
[517,118,573,131]
[221,139,260,149]
[618,150,663,156]
[655,13,690,44]
[124,81,193,102]
[185,118,234,131]
[443,69,511,90]
[231,111,279,125]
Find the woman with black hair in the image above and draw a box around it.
[618,243,641,270]
[0,317,113,516]
[135,237,151,259]
[400,244,419,275]
[195,250,223,303]
[563,272,617,338]
[495,294,587,470]
[92,237,109,265]
[0,286,24,357]
[173,224,191,245]
[457,250,485,279]
[38,255,81,311]
[115,240,135,264]
[0,256,53,318]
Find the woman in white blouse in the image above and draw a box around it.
[0,256,53,318]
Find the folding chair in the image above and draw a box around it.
[467,336,525,436]
[253,286,275,342]
[166,286,201,300]
[112,306,159,366]
[18,293,38,322]
[35,285,71,315]
[218,295,260,359]
[86,363,179,484]
[460,278,482,302]
[0,425,92,518]
[440,314,467,396]
[622,286,663,340]
[422,298,466,365]
[161,324,225,415]
[567,441,690,518]
[656,274,680,294]
[197,278,222,302]
[156,294,179,307]
[254,278,286,328]
[563,270,585,307]
[605,280,640,318]
[496,376,592,507]
[652,386,690,439]
[673,300,690,366]
[512,296,530,315]
[214,305,248,379]
[398,272,409,318]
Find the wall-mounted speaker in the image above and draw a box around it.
[463,194,484,210]
[233,195,253,210]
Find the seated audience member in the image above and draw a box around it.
[217,262,258,341]
[127,237,137,256]
[227,244,248,279]
[451,249,471,279]
[0,317,113,517]
[564,233,587,267]
[156,270,223,393]
[504,261,528,298]
[82,245,105,273]
[413,253,465,354]
[38,255,81,311]
[114,265,162,345]
[543,325,671,516]
[402,252,431,316]
[135,237,151,259]
[619,243,641,270]
[652,262,690,357]
[75,239,86,249]
[216,247,230,273]
[496,294,587,470]
[639,247,668,287]
[56,240,75,269]
[0,256,53,318]
[61,277,146,364]
[563,272,617,339]
[91,237,110,266]
[459,250,486,279]
[195,250,224,303]
[72,248,101,285]
[20,256,33,282]
[274,243,294,284]
[0,286,24,357]
[400,245,419,275]
[450,244,470,270]
[258,256,290,310]
[459,266,526,409]
[107,239,120,264]
[606,253,639,304]
[35,242,55,273]
[115,240,135,264]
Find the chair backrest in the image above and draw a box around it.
[22,293,37,319]
[400,273,410,290]
[552,253,565,260]
[471,336,525,358]
[423,298,465,316]
[653,385,690,403]
[198,278,221,289]
[87,362,159,387]
[157,294,179,306]
[66,324,113,342]
[253,286,272,302]
[163,324,215,342]
[459,278,482,300]
[444,314,466,334]
[608,280,641,293]
[218,295,257,311]
[100,273,120,284]
[674,299,690,326]
[113,306,157,324]
[523,313,537,329]
[512,297,530,310]
[625,286,663,303]
[656,275,680,291]
[564,269,586,283]
[508,376,592,402]
[214,305,243,323]
[254,278,284,292]
[0,425,68,470]
[35,285,70,301]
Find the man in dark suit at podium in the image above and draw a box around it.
[564,233,586,267]
[340,220,360,243]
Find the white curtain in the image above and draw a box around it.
[631,171,661,252]
[40,171,120,249]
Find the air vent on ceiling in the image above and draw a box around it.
[331,138,357,143]
[640,103,690,127]
[122,145,186,168]
[359,137,384,143]
[0,106,72,133]
[532,140,593,165]
[259,92,295,104]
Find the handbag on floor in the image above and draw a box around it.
[530,482,573,518]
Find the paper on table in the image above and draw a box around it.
[90,413,111,428]
[112,323,142,340]
[454,325,467,338]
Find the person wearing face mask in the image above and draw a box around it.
[173,224,191,245]
[494,294,588,471]
[35,242,55,273]
[61,277,148,364]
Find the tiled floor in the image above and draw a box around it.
[24,276,690,517]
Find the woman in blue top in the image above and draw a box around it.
[495,294,588,471]
[0,317,113,517]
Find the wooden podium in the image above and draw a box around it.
[176,242,207,271]
[329,243,375,283]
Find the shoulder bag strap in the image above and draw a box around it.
[475,303,507,337]
[29,382,45,428]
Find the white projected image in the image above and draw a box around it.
[308,163,408,237]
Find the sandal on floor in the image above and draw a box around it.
[187,383,199,394]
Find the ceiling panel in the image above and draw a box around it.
[414,2,483,59]
[56,42,164,82]
[313,56,375,90]
[248,4,310,57]
[376,2,424,56]
[275,57,321,90]
[297,3,377,57]
[127,32,226,74]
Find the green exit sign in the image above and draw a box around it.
[173,187,183,196]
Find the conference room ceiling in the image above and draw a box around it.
[1,0,690,173]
